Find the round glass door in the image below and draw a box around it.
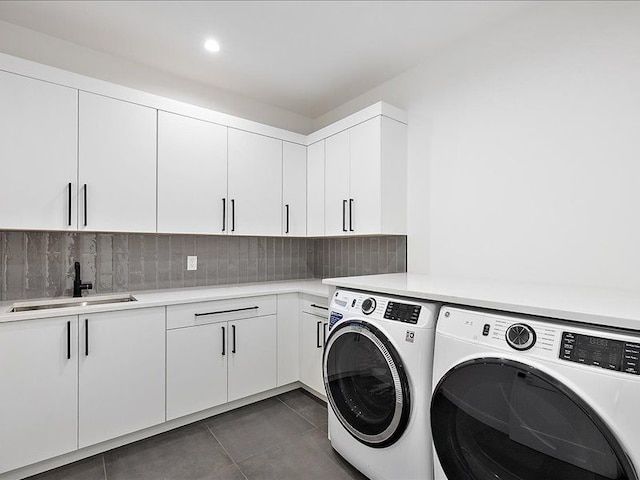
[323,321,410,448]
[431,358,637,480]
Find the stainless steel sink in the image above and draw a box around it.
[9,294,137,313]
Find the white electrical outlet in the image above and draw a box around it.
[187,256,197,271]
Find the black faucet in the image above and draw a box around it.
[73,261,93,298]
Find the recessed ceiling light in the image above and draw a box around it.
[204,38,221,53]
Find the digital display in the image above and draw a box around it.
[560,332,640,375]
[384,302,421,324]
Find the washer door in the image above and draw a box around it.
[431,358,637,480]
[323,321,410,448]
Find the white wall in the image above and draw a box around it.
[0,20,314,134]
[318,2,640,291]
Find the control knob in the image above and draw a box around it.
[505,323,536,351]
[361,298,377,315]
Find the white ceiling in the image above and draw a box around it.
[0,1,530,119]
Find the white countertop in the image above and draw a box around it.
[0,280,329,323]
[323,273,640,331]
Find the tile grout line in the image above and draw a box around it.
[276,395,327,434]
[204,422,248,480]
[102,454,107,480]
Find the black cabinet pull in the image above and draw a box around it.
[231,199,235,232]
[221,326,226,356]
[310,304,328,311]
[342,200,347,232]
[67,183,72,226]
[84,319,89,356]
[83,184,88,227]
[285,204,290,234]
[316,321,322,348]
[222,198,226,232]
[195,306,258,317]
[66,320,71,360]
[232,325,236,353]
[349,199,354,232]
[323,322,328,346]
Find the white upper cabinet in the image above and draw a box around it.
[0,71,78,231]
[228,129,282,236]
[306,141,325,236]
[158,112,228,234]
[349,117,382,235]
[282,142,307,236]
[323,116,407,236]
[78,92,157,233]
[324,130,351,236]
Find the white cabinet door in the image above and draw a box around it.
[324,130,350,236]
[0,316,77,474]
[299,312,326,395]
[276,294,300,386]
[0,71,78,231]
[79,307,165,448]
[282,142,306,236]
[349,117,382,235]
[228,129,282,236]
[78,92,157,233]
[306,141,325,236]
[158,112,228,234]
[167,323,228,420]
[228,315,277,402]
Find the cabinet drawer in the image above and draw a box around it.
[167,295,277,330]
[301,295,329,316]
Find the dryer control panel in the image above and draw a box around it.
[560,332,640,375]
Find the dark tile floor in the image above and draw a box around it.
[28,389,367,480]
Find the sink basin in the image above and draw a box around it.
[9,294,137,313]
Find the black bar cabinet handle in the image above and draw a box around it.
[316,321,322,348]
[232,325,236,354]
[221,326,226,356]
[84,319,89,356]
[231,199,235,232]
[285,204,290,234]
[67,182,72,226]
[349,199,354,232]
[195,306,258,317]
[83,184,88,227]
[66,321,71,360]
[323,323,328,346]
[222,198,226,232]
[310,304,328,311]
[342,200,347,232]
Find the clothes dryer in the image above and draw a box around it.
[431,306,640,480]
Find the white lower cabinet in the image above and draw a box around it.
[0,316,78,474]
[228,315,277,402]
[78,307,165,448]
[276,294,300,386]
[300,312,327,395]
[299,294,329,396]
[166,297,278,418]
[167,323,228,421]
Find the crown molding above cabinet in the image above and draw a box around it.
[0,53,407,237]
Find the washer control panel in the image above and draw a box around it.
[384,301,421,324]
[560,332,640,375]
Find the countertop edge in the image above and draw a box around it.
[0,280,329,324]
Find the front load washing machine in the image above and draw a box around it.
[324,288,439,480]
[431,305,640,480]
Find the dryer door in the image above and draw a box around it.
[431,358,637,480]
[323,320,410,448]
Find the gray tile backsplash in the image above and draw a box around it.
[0,232,406,301]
